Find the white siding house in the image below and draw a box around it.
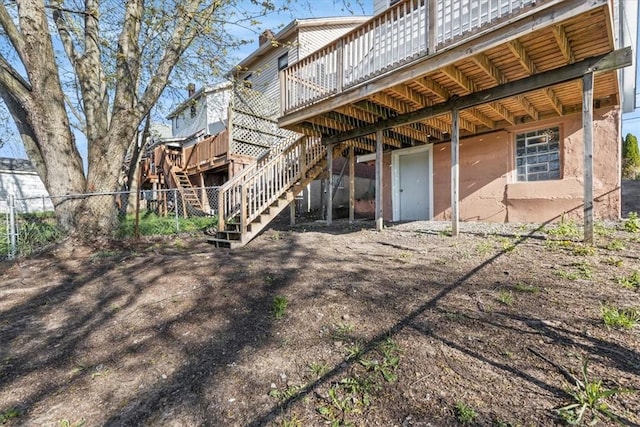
[0,158,53,214]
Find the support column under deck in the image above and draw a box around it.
[583,72,594,243]
[376,130,384,232]
[327,143,333,225]
[349,146,355,224]
[451,107,460,236]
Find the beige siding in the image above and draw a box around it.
[243,41,293,103]
[297,24,370,60]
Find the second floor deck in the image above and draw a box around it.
[279,0,625,149]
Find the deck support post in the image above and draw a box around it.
[290,200,296,226]
[349,146,355,224]
[327,143,333,225]
[583,72,594,244]
[240,183,247,234]
[375,130,384,232]
[451,106,460,237]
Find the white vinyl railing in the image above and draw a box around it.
[282,0,542,114]
[217,136,325,233]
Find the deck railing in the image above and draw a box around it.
[183,130,229,171]
[282,0,541,114]
[217,135,325,233]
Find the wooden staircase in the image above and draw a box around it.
[209,135,329,248]
[171,168,207,216]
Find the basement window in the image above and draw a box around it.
[515,126,560,182]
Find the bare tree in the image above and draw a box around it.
[0,0,282,235]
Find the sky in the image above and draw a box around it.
[1,0,639,160]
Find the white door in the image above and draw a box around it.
[398,149,431,220]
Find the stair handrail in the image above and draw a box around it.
[217,135,325,232]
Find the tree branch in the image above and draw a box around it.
[0,3,28,66]
[0,55,32,104]
[52,8,80,65]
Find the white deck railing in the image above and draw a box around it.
[282,0,541,114]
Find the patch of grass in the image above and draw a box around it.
[601,305,640,330]
[17,217,63,256]
[58,419,86,427]
[605,239,626,251]
[500,237,517,253]
[546,219,581,241]
[512,283,540,294]
[332,322,354,340]
[623,211,639,233]
[268,384,303,401]
[345,343,363,361]
[439,226,452,237]
[117,213,217,238]
[277,413,303,427]
[602,257,623,267]
[544,239,573,251]
[308,362,330,379]
[455,401,478,424]
[558,359,631,425]
[272,295,289,320]
[617,271,640,290]
[0,408,20,424]
[571,244,597,257]
[556,263,593,281]
[594,221,615,237]
[475,240,494,256]
[497,290,514,306]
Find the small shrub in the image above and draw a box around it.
[624,212,640,233]
[455,402,478,424]
[475,241,493,255]
[308,362,329,379]
[0,407,20,423]
[616,271,640,290]
[272,295,288,320]
[601,305,639,330]
[497,290,514,306]
[558,359,631,425]
[546,219,581,240]
[512,283,540,293]
[602,257,623,267]
[571,244,597,257]
[605,239,626,251]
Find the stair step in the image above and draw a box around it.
[206,238,243,249]
[217,230,242,240]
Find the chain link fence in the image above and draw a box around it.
[1,186,220,260]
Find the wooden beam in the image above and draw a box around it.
[583,72,594,243]
[413,77,449,101]
[544,88,564,116]
[486,102,515,125]
[508,39,538,75]
[322,47,631,145]
[375,130,383,232]
[464,109,495,129]
[472,53,507,84]
[515,95,539,120]
[552,25,575,64]
[451,107,460,236]
[442,65,477,93]
[371,92,452,135]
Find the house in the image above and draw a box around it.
[275,0,637,241]
[0,158,53,214]
[144,15,374,221]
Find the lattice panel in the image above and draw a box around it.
[230,84,301,158]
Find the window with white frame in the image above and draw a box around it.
[515,126,561,182]
[278,53,288,71]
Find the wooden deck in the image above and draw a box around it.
[279,0,620,149]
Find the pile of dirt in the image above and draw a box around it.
[0,219,638,426]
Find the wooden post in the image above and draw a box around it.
[428,0,437,54]
[327,143,333,225]
[583,72,594,244]
[218,188,225,232]
[240,183,247,234]
[376,130,384,232]
[290,200,296,226]
[349,146,355,224]
[336,39,344,94]
[299,137,307,176]
[451,107,460,237]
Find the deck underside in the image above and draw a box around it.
[279,0,619,152]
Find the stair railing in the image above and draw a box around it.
[217,135,325,233]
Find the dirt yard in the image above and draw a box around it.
[0,219,639,426]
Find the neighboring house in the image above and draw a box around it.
[0,158,53,214]
[145,15,374,219]
[278,0,637,229]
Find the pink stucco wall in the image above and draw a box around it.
[381,106,620,223]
